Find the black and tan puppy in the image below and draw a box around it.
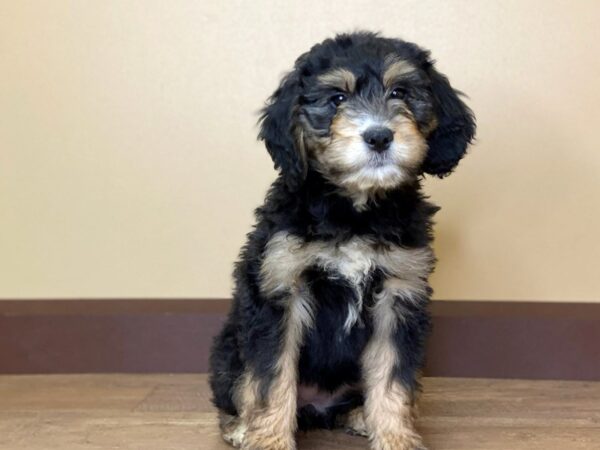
[209,32,475,450]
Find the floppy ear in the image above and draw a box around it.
[422,62,476,177]
[258,70,307,190]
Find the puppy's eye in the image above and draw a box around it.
[330,93,347,106]
[390,87,407,100]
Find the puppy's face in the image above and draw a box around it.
[259,33,475,203]
[298,57,435,198]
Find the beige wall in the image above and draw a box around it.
[1,1,599,301]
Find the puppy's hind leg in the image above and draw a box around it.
[238,295,313,450]
[209,319,249,447]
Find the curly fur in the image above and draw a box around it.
[209,31,475,450]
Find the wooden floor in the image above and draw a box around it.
[0,375,599,449]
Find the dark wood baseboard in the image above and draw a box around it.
[1,299,599,380]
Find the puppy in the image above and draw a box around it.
[209,31,475,450]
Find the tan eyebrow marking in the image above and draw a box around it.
[317,68,356,92]
[383,59,417,88]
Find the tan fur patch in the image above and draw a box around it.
[361,278,426,450]
[387,113,428,170]
[260,232,433,331]
[312,105,427,209]
[421,114,439,137]
[383,58,417,88]
[234,370,260,417]
[234,294,313,450]
[260,232,433,295]
[317,68,356,92]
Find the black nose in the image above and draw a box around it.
[362,127,394,152]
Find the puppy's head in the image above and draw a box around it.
[259,32,475,204]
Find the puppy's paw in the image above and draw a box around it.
[241,430,295,450]
[340,408,369,437]
[219,413,247,448]
[222,424,247,448]
[346,426,369,438]
[370,432,427,450]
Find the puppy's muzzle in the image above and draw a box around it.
[362,127,394,153]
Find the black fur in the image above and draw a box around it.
[258,69,307,191]
[209,31,475,438]
[422,62,476,176]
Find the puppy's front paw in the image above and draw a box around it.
[340,408,369,437]
[371,432,427,450]
[219,413,247,448]
[241,430,295,450]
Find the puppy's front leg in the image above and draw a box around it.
[362,280,429,450]
[239,294,312,450]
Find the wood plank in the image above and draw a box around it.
[0,374,599,449]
